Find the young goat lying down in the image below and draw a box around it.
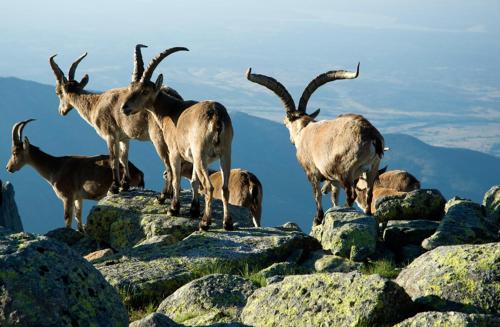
[5,119,144,232]
[322,167,421,213]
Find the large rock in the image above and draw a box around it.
[383,220,439,249]
[483,185,500,228]
[45,227,98,256]
[314,254,362,273]
[310,208,378,261]
[241,272,415,327]
[394,311,500,327]
[86,189,253,251]
[157,274,256,325]
[375,189,446,222]
[396,242,500,314]
[130,313,180,327]
[95,226,319,308]
[0,231,128,326]
[0,180,23,232]
[422,197,497,250]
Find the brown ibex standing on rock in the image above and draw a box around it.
[121,46,234,231]
[49,47,181,199]
[246,64,384,225]
[5,120,144,231]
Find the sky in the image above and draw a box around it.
[1,0,500,156]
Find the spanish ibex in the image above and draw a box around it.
[246,64,384,225]
[121,46,234,231]
[352,167,421,213]
[5,119,144,231]
[49,47,180,199]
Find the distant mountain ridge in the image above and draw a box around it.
[1,76,499,233]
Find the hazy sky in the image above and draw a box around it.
[1,0,499,155]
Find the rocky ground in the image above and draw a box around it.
[1,186,499,326]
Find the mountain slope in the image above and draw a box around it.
[1,77,499,233]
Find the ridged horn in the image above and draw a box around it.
[297,62,360,113]
[141,47,189,83]
[68,52,88,80]
[246,68,296,114]
[12,119,35,146]
[132,44,148,82]
[49,55,66,83]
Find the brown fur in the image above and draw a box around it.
[49,54,175,198]
[121,46,234,231]
[6,121,144,231]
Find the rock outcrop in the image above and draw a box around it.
[483,185,500,228]
[85,189,253,251]
[130,313,180,327]
[310,208,378,261]
[95,226,319,308]
[375,189,446,222]
[396,242,499,314]
[422,197,498,250]
[0,230,128,326]
[394,311,500,327]
[0,180,23,232]
[156,274,256,325]
[241,272,415,327]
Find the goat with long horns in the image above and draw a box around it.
[246,64,385,225]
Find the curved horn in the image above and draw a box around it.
[49,55,66,83]
[132,44,148,82]
[68,52,88,80]
[246,68,296,113]
[12,119,35,145]
[141,47,189,82]
[297,62,360,113]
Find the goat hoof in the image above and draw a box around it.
[119,182,130,193]
[108,183,120,195]
[223,220,234,231]
[157,194,167,204]
[167,206,180,216]
[199,221,210,231]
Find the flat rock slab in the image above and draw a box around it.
[241,271,415,327]
[0,232,128,326]
[396,242,500,314]
[375,189,446,222]
[95,227,319,308]
[157,274,256,325]
[422,197,498,250]
[86,189,253,251]
[394,311,500,327]
[310,208,378,261]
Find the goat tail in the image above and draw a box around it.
[208,117,224,146]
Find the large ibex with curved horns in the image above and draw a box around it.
[246,64,384,225]
[5,119,144,231]
[49,46,182,198]
[121,46,234,231]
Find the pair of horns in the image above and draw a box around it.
[12,119,35,145]
[132,45,189,83]
[49,53,88,83]
[246,63,360,115]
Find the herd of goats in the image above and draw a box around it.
[5,45,422,233]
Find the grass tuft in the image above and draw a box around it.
[360,259,400,279]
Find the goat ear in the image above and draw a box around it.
[80,74,89,88]
[309,108,320,119]
[23,137,30,149]
[155,74,163,90]
[378,165,388,175]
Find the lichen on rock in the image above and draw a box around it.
[241,271,415,327]
[310,208,378,261]
[156,274,256,325]
[0,231,128,326]
[394,311,500,327]
[396,242,500,314]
